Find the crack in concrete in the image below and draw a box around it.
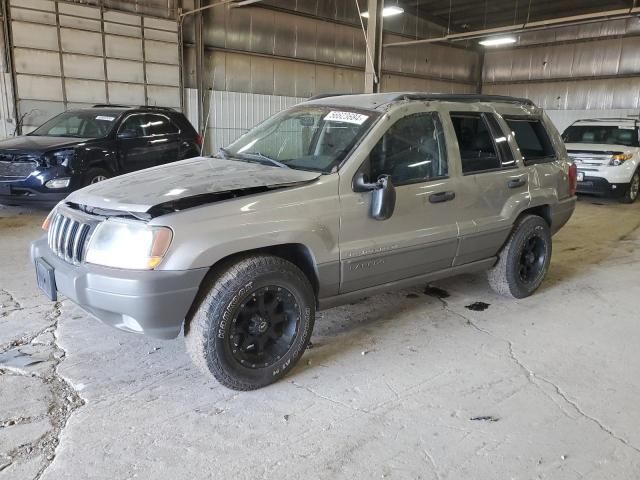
[0,288,22,318]
[421,446,442,480]
[290,381,370,414]
[535,374,640,456]
[0,304,61,355]
[0,301,85,479]
[0,415,43,429]
[425,291,640,458]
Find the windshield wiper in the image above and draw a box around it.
[216,148,290,169]
[236,152,290,169]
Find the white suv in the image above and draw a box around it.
[563,118,640,203]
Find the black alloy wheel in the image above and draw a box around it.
[229,286,301,369]
[184,255,315,390]
[518,235,547,284]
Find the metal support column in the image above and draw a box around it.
[194,0,205,134]
[364,0,383,93]
[476,51,485,94]
[1,0,19,135]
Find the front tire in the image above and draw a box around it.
[82,167,110,186]
[487,215,552,299]
[620,170,639,204]
[185,255,315,390]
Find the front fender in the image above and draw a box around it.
[153,176,341,272]
[73,141,119,175]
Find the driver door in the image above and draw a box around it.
[338,111,459,293]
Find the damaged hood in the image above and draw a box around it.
[65,157,321,214]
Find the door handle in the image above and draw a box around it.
[508,178,527,189]
[429,191,456,204]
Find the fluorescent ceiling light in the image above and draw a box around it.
[361,6,404,18]
[479,37,517,46]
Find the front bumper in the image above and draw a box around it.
[0,166,76,207]
[576,176,627,198]
[31,238,208,339]
[0,191,68,207]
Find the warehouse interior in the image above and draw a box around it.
[1,0,640,478]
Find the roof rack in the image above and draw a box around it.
[91,104,176,111]
[575,117,637,122]
[141,105,176,111]
[391,93,536,106]
[307,93,350,101]
[92,104,132,108]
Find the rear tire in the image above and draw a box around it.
[185,255,315,390]
[487,215,552,299]
[620,170,639,204]
[82,167,110,186]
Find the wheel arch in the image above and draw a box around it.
[184,243,321,338]
[520,204,551,227]
[186,243,320,317]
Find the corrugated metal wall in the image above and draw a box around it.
[183,4,479,97]
[185,88,304,154]
[9,0,180,132]
[70,0,177,18]
[483,17,640,111]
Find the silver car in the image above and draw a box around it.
[31,93,577,390]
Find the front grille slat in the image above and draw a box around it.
[0,155,39,179]
[52,215,63,256]
[72,224,89,263]
[47,211,93,265]
[57,218,70,257]
[64,222,78,261]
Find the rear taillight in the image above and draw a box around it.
[568,162,577,196]
[195,134,204,147]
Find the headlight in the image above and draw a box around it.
[45,178,71,189]
[44,149,75,167]
[85,221,173,270]
[610,153,633,166]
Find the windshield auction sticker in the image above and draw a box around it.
[96,116,115,121]
[324,111,369,125]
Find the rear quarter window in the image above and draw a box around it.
[505,118,556,165]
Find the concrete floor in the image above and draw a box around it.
[1,198,639,480]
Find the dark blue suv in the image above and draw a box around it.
[0,105,201,207]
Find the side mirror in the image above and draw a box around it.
[117,129,137,139]
[353,172,379,192]
[371,175,396,221]
[353,172,396,221]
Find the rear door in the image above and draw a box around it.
[447,111,528,265]
[502,114,563,196]
[145,114,181,165]
[117,114,155,173]
[338,109,459,293]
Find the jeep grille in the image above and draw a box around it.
[47,212,92,264]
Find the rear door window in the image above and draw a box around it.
[450,113,501,174]
[119,115,149,138]
[505,118,556,165]
[145,115,179,136]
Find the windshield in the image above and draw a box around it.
[31,111,121,138]
[562,125,640,147]
[219,106,379,172]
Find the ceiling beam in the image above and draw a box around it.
[383,7,640,47]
